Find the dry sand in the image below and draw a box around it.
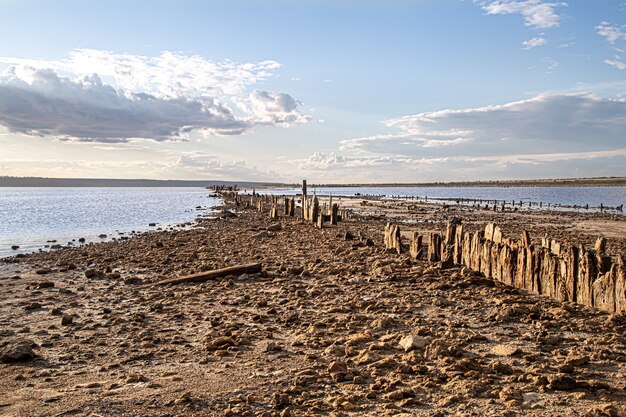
[0,195,625,417]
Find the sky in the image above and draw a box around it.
[0,0,625,183]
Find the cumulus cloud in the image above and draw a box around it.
[0,152,278,181]
[340,93,626,159]
[606,59,626,70]
[236,90,311,126]
[173,151,279,180]
[596,21,626,44]
[297,93,626,181]
[0,49,308,142]
[596,22,626,70]
[477,0,567,29]
[522,36,547,48]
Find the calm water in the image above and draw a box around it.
[0,187,220,258]
[252,186,626,210]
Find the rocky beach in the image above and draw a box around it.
[0,192,625,417]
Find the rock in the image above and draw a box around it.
[263,341,282,352]
[272,392,290,407]
[126,373,149,383]
[266,223,282,231]
[84,269,100,278]
[35,268,52,275]
[35,281,54,289]
[61,315,73,326]
[253,231,273,239]
[50,308,63,316]
[206,336,236,351]
[149,223,157,226]
[499,387,523,404]
[565,354,590,367]
[78,238,86,243]
[98,234,107,238]
[547,375,578,391]
[490,344,521,357]
[398,335,428,352]
[328,361,348,374]
[0,339,37,363]
[24,303,42,311]
[11,245,19,250]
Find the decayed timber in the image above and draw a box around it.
[153,263,262,286]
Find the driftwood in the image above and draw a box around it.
[153,263,262,286]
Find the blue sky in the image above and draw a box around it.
[0,0,625,182]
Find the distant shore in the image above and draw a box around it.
[2,176,625,188]
[304,177,626,188]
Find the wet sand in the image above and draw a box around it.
[0,196,625,416]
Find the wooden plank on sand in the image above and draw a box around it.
[153,263,262,285]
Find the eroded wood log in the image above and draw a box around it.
[384,223,402,254]
[153,263,262,286]
[331,203,338,225]
[410,232,423,260]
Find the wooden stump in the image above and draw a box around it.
[410,232,423,260]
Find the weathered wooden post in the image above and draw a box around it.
[311,196,319,224]
[384,223,402,254]
[410,232,423,260]
[301,180,307,219]
[330,203,338,225]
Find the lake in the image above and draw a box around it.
[251,185,626,211]
[0,187,220,258]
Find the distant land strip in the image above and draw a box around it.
[0,176,283,188]
[303,177,626,188]
[1,176,625,188]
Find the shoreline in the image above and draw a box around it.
[0,194,625,416]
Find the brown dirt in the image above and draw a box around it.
[0,197,625,417]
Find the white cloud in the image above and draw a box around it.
[522,36,547,48]
[340,93,626,159]
[172,151,279,180]
[0,49,280,97]
[0,49,308,142]
[596,21,626,44]
[606,59,626,70]
[239,90,311,126]
[595,22,626,70]
[0,152,279,181]
[477,0,567,29]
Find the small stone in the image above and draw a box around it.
[0,339,37,363]
[565,354,590,367]
[84,269,100,278]
[125,373,149,384]
[548,375,578,391]
[266,223,282,231]
[61,315,73,326]
[35,268,52,275]
[206,336,236,351]
[490,344,521,357]
[35,281,55,289]
[398,335,428,352]
[328,361,348,375]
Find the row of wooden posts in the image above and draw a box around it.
[385,222,626,314]
[225,180,350,228]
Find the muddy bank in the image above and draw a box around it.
[0,199,625,416]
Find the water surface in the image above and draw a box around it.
[0,187,219,258]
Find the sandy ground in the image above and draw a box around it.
[0,196,625,417]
